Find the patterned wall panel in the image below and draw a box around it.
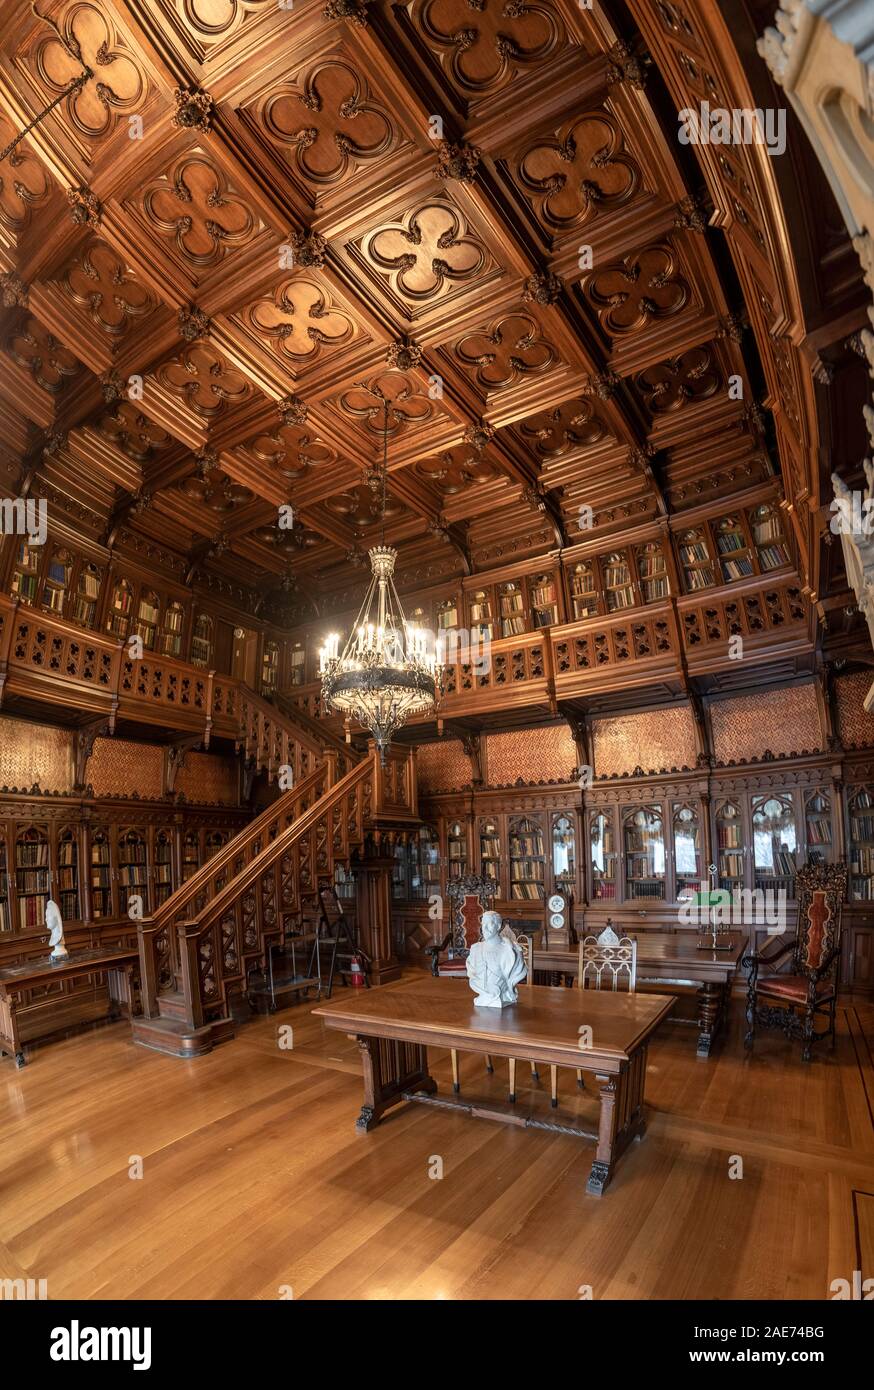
[176,752,238,806]
[486,725,576,786]
[417,740,471,795]
[87,739,163,798]
[710,684,822,764]
[835,672,874,749]
[0,717,73,791]
[593,706,697,777]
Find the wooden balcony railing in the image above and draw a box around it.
[172,752,378,1030]
[0,593,331,778]
[550,604,682,698]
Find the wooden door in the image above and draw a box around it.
[231,626,258,686]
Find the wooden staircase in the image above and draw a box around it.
[132,746,418,1056]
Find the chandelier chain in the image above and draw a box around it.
[0,68,93,164]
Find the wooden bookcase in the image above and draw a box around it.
[0,796,248,940]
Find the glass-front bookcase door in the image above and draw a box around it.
[446,819,467,884]
[478,818,502,894]
[751,794,797,899]
[589,809,616,902]
[847,787,874,900]
[804,791,833,866]
[418,824,440,902]
[509,816,545,901]
[715,801,745,895]
[118,827,149,915]
[623,806,666,901]
[551,814,576,900]
[672,804,701,898]
[90,829,113,918]
[56,825,80,922]
[0,836,9,932]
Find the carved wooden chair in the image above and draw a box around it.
[744,862,848,1062]
[540,922,639,1108]
[425,874,494,978]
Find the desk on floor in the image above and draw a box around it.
[0,946,139,1068]
[533,931,747,1057]
[314,978,674,1196]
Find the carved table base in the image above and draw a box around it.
[353,1031,650,1197]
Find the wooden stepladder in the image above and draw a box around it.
[316,881,371,998]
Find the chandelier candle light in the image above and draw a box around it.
[318,398,441,761]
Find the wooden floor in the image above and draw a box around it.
[1,978,873,1300]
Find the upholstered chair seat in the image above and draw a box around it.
[755,974,835,1004]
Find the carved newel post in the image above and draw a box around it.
[353,850,401,985]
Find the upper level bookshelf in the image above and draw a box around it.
[676,501,792,596]
[191,612,214,669]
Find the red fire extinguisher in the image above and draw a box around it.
[349,954,367,988]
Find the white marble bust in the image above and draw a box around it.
[46,900,68,961]
[466,910,526,1009]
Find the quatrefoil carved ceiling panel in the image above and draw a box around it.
[635,345,722,414]
[581,243,690,336]
[516,396,609,458]
[258,60,395,187]
[141,156,256,267]
[96,402,173,461]
[155,344,251,419]
[177,469,254,512]
[516,112,640,234]
[8,318,79,394]
[332,373,441,439]
[455,312,556,390]
[61,240,156,338]
[323,485,408,529]
[241,278,356,361]
[240,422,337,482]
[411,0,566,96]
[363,202,491,304]
[32,1,146,139]
[415,446,502,495]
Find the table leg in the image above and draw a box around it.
[355,1034,436,1132]
[696,981,724,1057]
[586,1046,647,1197]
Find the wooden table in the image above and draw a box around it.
[0,946,139,1068]
[314,978,675,1196]
[533,932,747,1058]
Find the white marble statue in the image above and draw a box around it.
[46,899,68,961]
[466,910,526,1009]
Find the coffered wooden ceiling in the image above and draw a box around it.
[0,0,867,625]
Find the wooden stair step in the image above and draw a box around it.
[131,1014,234,1058]
[156,990,188,1020]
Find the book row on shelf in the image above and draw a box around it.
[0,812,244,933]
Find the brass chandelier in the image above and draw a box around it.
[318,395,440,762]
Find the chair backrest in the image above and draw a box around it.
[793,863,847,977]
[446,874,495,955]
[578,922,637,992]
